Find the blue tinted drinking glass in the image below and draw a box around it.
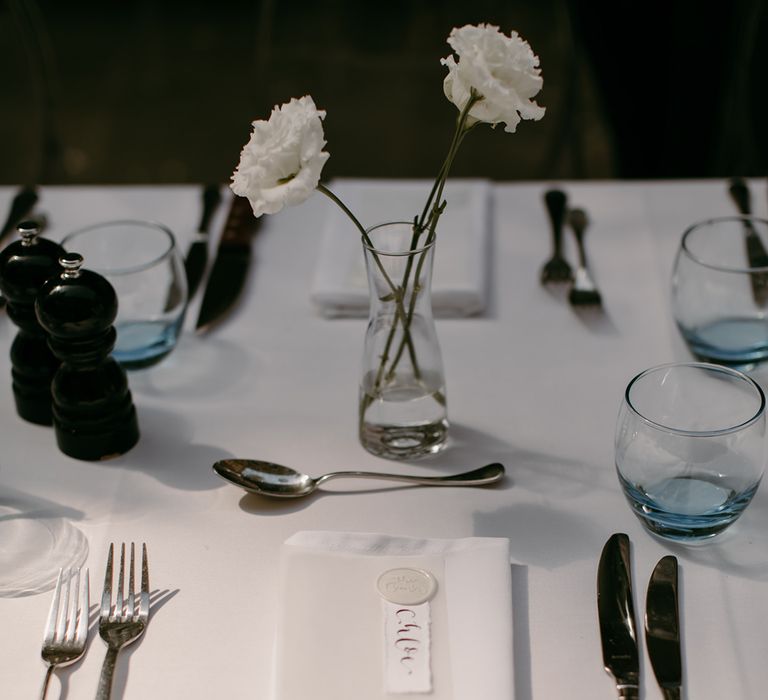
[62,220,187,369]
[672,216,768,369]
[615,362,766,542]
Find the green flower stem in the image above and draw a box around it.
[383,93,481,381]
[328,91,483,407]
[317,183,403,308]
[317,182,417,390]
[317,182,371,250]
[417,90,481,233]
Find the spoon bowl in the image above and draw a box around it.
[213,460,505,498]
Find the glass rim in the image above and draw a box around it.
[362,220,435,256]
[61,219,177,275]
[624,361,766,437]
[680,215,768,273]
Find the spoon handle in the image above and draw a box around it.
[316,463,504,487]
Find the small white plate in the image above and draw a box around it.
[0,505,88,598]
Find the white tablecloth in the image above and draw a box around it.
[0,180,766,699]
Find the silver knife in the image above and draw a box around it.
[645,555,681,700]
[597,533,640,699]
[195,195,261,333]
[727,177,768,306]
[184,184,222,299]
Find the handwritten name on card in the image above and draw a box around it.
[383,601,431,693]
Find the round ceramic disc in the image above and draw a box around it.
[0,507,88,598]
[377,568,437,605]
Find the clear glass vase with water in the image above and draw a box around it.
[358,221,448,459]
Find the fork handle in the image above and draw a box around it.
[95,645,120,700]
[39,665,55,700]
[544,189,567,253]
[572,226,588,267]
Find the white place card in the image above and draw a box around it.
[271,531,514,700]
[383,600,432,693]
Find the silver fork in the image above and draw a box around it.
[96,543,150,700]
[567,208,603,307]
[40,567,90,700]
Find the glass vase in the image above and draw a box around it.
[358,221,448,459]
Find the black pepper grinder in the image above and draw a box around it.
[0,220,64,424]
[36,252,140,460]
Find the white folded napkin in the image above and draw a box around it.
[272,531,514,700]
[310,179,491,318]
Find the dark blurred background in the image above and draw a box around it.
[1,0,766,185]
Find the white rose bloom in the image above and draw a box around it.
[441,24,545,133]
[231,95,330,216]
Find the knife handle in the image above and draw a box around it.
[199,184,222,234]
[220,196,260,246]
[728,176,751,215]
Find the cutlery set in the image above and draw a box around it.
[540,187,602,307]
[597,533,681,699]
[540,178,768,311]
[39,543,151,700]
[174,183,263,332]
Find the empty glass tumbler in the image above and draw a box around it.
[615,362,766,541]
[62,220,187,369]
[672,216,768,368]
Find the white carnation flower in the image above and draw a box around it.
[230,95,330,216]
[441,24,545,133]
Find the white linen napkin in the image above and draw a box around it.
[310,179,491,317]
[272,531,514,700]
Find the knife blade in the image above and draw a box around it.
[597,533,640,699]
[184,183,222,299]
[645,555,681,700]
[727,177,768,305]
[195,195,261,333]
[0,186,38,245]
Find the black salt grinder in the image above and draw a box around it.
[35,252,140,460]
[0,220,64,424]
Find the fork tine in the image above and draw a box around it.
[62,569,78,642]
[116,543,125,616]
[101,543,113,619]
[43,569,64,645]
[140,543,150,616]
[126,542,136,618]
[75,569,90,644]
[96,544,150,699]
[57,568,73,642]
[40,567,89,699]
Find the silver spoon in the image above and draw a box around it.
[212,459,505,498]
